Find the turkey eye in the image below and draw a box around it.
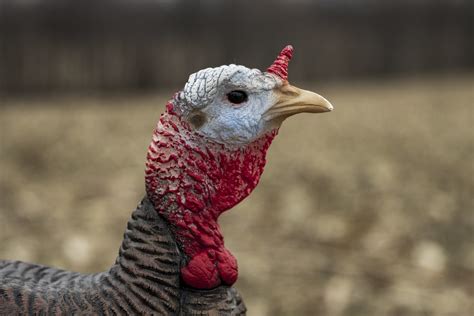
[226,90,248,104]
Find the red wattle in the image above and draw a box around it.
[181,252,220,289]
[145,100,277,289]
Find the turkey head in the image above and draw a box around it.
[145,45,333,289]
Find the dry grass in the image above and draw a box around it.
[1,75,473,315]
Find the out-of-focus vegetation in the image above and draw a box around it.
[1,0,472,93]
[1,75,473,316]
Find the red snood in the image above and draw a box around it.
[145,101,277,289]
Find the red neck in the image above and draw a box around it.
[145,101,277,289]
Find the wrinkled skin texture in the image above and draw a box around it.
[146,101,277,289]
[146,64,285,289]
[180,65,280,145]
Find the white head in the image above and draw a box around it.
[146,46,334,290]
[174,45,333,145]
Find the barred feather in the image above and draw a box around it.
[0,197,246,315]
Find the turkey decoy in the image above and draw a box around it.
[0,45,333,315]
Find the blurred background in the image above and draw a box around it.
[0,0,473,315]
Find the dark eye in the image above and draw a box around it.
[227,90,248,104]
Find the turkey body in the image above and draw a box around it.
[0,45,333,315]
[0,197,246,315]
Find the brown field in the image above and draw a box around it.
[1,75,473,315]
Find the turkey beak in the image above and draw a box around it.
[264,84,333,122]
